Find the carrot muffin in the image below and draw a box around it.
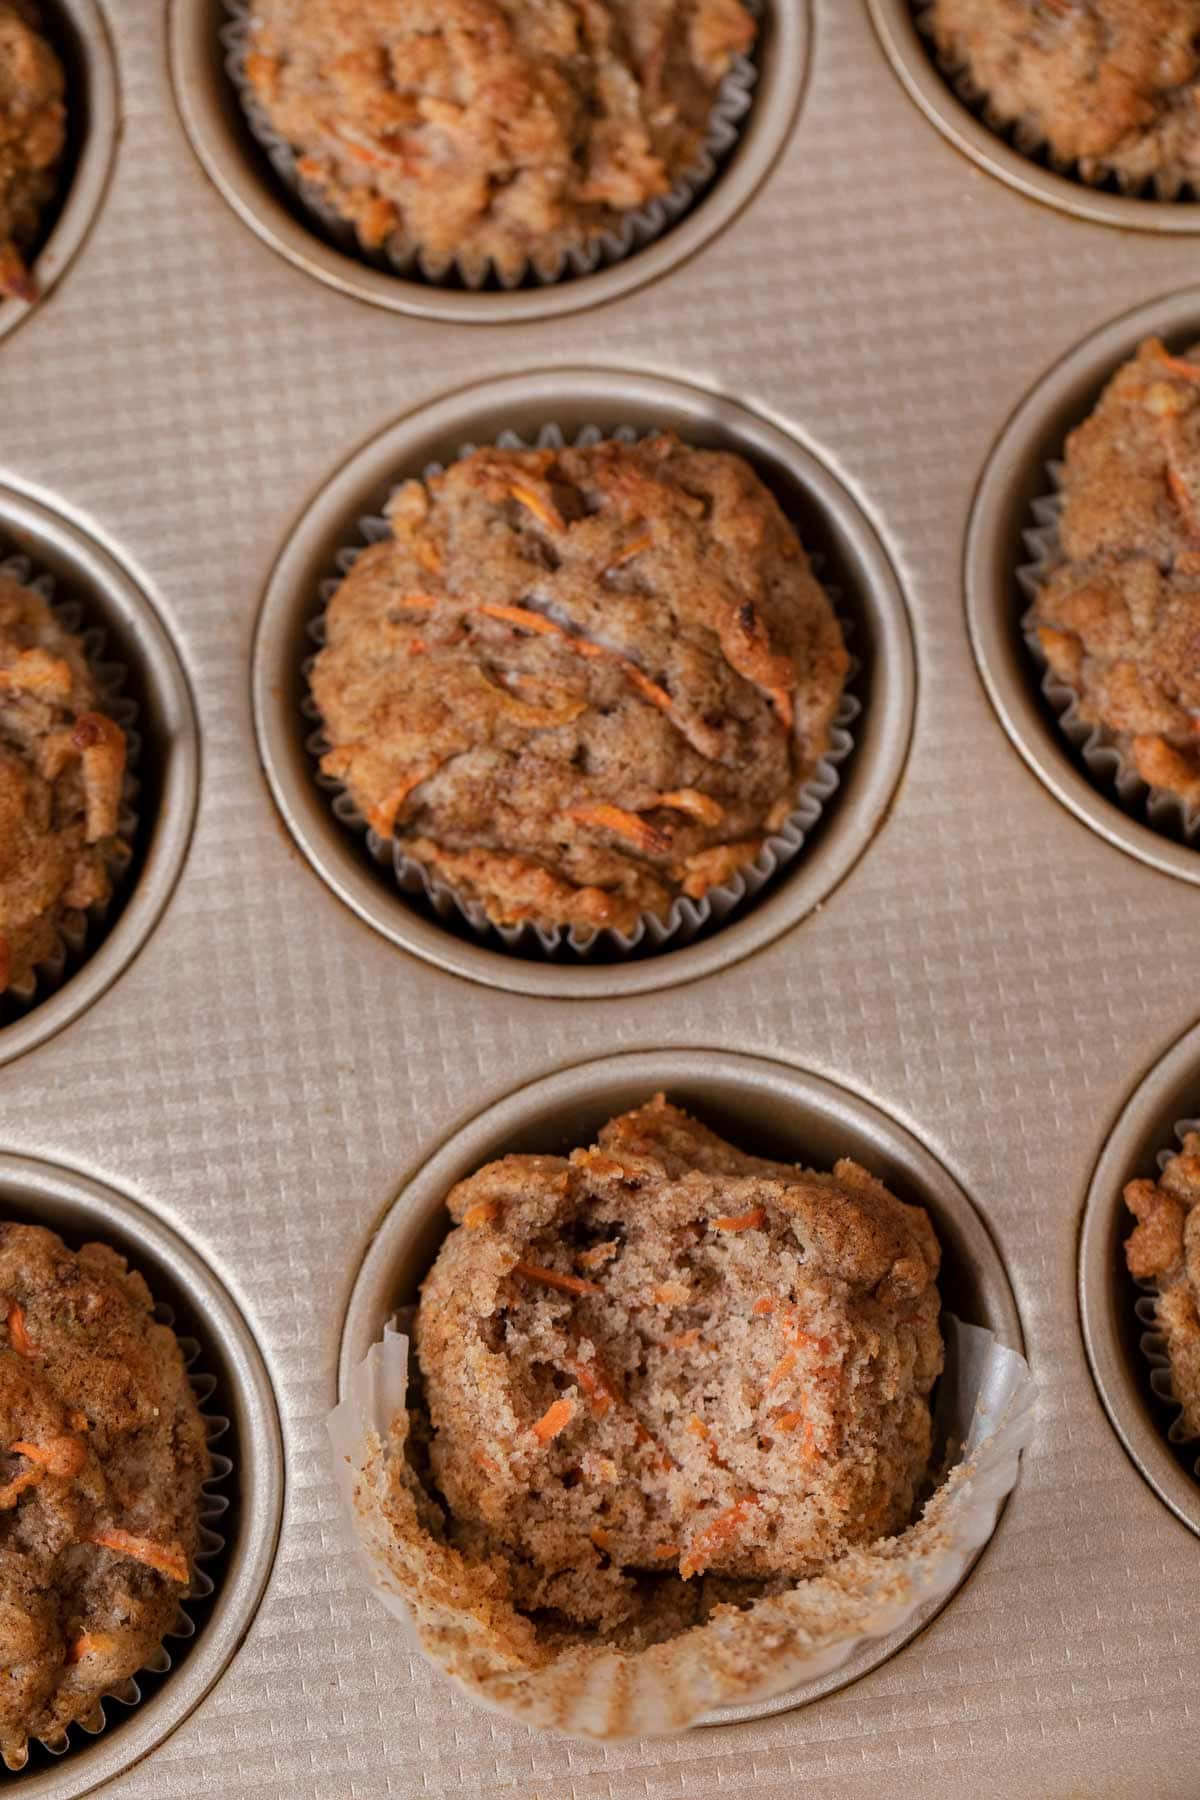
[0,0,66,301]
[0,1224,209,1765]
[411,1096,944,1640]
[241,0,757,279]
[927,1,1200,191]
[0,574,126,997]
[1028,338,1200,815]
[311,434,849,937]
[1126,1131,1200,1443]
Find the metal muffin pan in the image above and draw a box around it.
[0,1155,283,1799]
[867,0,1200,233]
[168,0,809,323]
[4,0,1200,1793]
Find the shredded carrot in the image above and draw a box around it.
[652,1281,691,1306]
[1166,462,1200,538]
[407,638,427,656]
[607,533,654,569]
[6,1302,37,1359]
[530,1396,576,1444]
[569,1358,618,1416]
[478,601,563,636]
[0,1467,43,1508]
[86,1529,190,1584]
[566,803,670,856]
[623,665,674,714]
[571,1149,627,1182]
[686,1415,710,1440]
[766,1349,797,1390]
[669,1328,701,1349]
[462,1199,500,1230]
[66,1632,117,1665]
[774,1409,805,1434]
[766,686,795,733]
[365,762,441,836]
[577,1239,621,1269]
[10,1437,87,1478]
[590,1526,613,1553]
[414,540,442,575]
[652,789,724,826]
[512,1261,602,1297]
[396,593,438,611]
[474,1449,500,1475]
[634,1419,676,1472]
[751,1297,775,1316]
[711,1206,765,1233]
[653,1543,680,1560]
[1153,342,1200,383]
[679,1497,759,1580]
[508,482,566,533]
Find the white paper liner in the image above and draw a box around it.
[221,0,759,291]
[0,551,142,1011]
[328,1313,1035,1740]
[1130,1117,1200,1484]
[1017,471,1200,846]
[303,421,859,959]
[913,3,1199,204]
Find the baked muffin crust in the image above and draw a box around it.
[311,434,849,935]
[0,1225,209,1764]
[1125,1131,1200,1442]
[0,575,126,995]
[1029,338,1200,813]
[0,0,65,300]
[243,0,756,279]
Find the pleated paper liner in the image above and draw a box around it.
[302,421,860,961]
[0,552,142,1015]
[4,1304,234,1775]
[1131,1117,1200,1488]
[221,0,759,292]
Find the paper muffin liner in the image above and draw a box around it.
[0,552,142,1013]
[913,3,1199,204]
[1017,472,1200,846]
[303,421,860,960]
[221,0,759,290]
[1130,1117,1200,1485]
[3,1305,233,1773]
[328,1312,1035,1740]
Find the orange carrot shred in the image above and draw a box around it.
[624,665,674,713]
[462,1199,500,1230]
[686,1415,710,1439]
[775,1409,805,1434]
[415,540,442,575]
[1166,462,1200,538]
[10,1437,87,1478]
[566,803,670,857]
[474,1449,500,1475]
[670,1328,701,1349]
[752,1297,775,1316]
[397,593,438,611]
[569,1358,617,1416]
[86,1529,189,1584]
[508,482,566,533]
[711,1206,765,1233]
[512,1261,603,1297]
[653,788,724,826]
[766,1349,797,1390]
[478,602,563,636]
[530,1397,576,1444]
[654,1543,680,1560]
[679,1497,759,1580]
[66,1632,117,1665]
[6,1302,37,1359]
[0,1467,43,1508]
[590,1526,613,1553]
[1153,343,1200,383]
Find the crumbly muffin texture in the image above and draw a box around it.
[1029,339,1200,814]
[0,0,65,300]
[415,1096,944,1635]
[1126,1131,1200,1442]
[929,0,1200,190]
[0,1225,209,1765]
[312,434,849,936]
[0,576,126,996]
[243,0,756,279]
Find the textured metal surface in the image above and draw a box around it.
[1,0,1199,1793]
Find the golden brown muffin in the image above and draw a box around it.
[414,1096,944,1636]
[0,575,126,997]
[928,0,1200,191]
[0,0,65,300]
[0,1225,210,1766]
[1125,1131,1200,1443]
[1029,339,1200,814]
[311,434,849,936]
[242,0,756,279]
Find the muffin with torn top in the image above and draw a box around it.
[0,0,66,301]
[239,0,756,280]
[310,433,849,938]
[0,1224,209,1767]
[0,573,127,999]
[1125,1131,1200,1446]
[1028,338,1200,820]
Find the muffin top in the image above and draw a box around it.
[0,0,65,301]
[0,576,127,996]
[929,1,1200,188]
[1125,1130,1200,1441]
[0,1224,209,1765]
[1029,338,1200,813]
[415,1096,943,1635]
[243,0,756,279]
[311,434,849,936]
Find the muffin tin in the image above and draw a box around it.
[3,1,1199,1795]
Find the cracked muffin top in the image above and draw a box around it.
[0,576,126,996]
[1126,1131,1200,1444]
[928,0,1200,190]
[0,1225,209,1767]
[0,0,65,301]
[413,1096,944,1636]
[242,0,756,279]
[311,434,849,936]
[1029,339,1200,815]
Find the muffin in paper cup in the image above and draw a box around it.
[1127,1118,1200,1488]
[0,552,141,1013]
[222,0,759,292]
[303,422,859,961]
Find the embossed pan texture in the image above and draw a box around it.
[1,1,1199,1797]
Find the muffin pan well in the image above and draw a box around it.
[168,0,807,322]
[0,1155,283,1798]
[252,367,914,997]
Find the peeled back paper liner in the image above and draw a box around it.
[221,0,759,291]
[4,1308,233,1774]
[328,1314,1036,1741]
[1017,470,1200,847]
[302,421,860,960]
[1131,1116,1200,1484]
[913,3,1198,204]
[0,551,142,1012]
